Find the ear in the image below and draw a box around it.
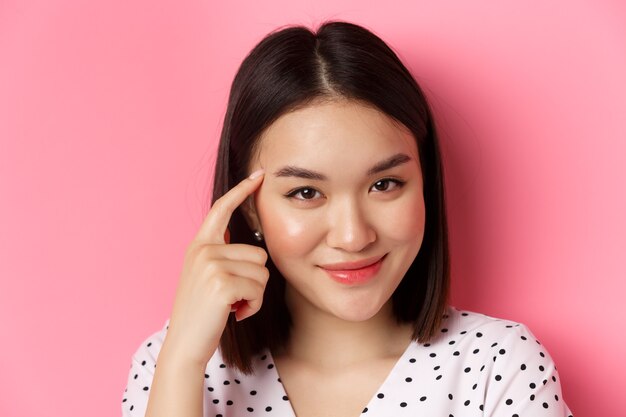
[240,196,262,233]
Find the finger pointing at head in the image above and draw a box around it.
[193,169,265,244]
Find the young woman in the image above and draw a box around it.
[122,21,573,417]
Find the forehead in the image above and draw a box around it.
[252,100,419,168]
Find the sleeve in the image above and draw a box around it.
[484,323,574,417]
[121,319,170,417]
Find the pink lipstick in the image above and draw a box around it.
[319,254,386,285]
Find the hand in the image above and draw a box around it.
[163,169,268,366]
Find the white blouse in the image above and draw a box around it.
[122,306,574,416]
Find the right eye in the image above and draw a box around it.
[285,187,322,201]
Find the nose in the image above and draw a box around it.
[325,197,377,252]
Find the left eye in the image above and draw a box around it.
[371,178,404,192]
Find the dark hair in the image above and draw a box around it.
[211,20,450,374]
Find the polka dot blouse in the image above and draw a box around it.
[122,306,573,416]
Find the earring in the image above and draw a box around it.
[253,230,264,242]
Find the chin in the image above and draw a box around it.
[328,297,385,322]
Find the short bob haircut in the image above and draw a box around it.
[211,20,450,374]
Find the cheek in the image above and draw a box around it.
[383,195,426,243]
[255,193,320,263]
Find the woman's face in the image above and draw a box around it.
[247,99,425,322]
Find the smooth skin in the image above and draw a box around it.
[145,99,426,417]
[245,99,425,417]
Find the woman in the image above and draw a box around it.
[122,21,573,417]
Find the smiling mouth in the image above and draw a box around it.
[318,254,386,271]
[319,254,387,285]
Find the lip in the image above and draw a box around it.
[319,254,386,270]
[319,254,387,285]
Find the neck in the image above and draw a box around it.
[277,285,414,368]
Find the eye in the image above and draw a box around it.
[285,187,322,201]
[370,178,405,192]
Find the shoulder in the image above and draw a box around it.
[439,306,553,364]
[438,306,572,415]
[442,305,534,338]
[438,306,548,351]
[129,318,170,365]
[122,319,170,416]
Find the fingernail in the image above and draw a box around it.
[248,169,265,179]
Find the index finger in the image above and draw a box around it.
[193,169,265,244]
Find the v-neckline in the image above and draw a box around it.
[265,338,417,417]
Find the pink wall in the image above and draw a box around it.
[1,1,624,416]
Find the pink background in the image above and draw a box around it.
[1,1,624,416]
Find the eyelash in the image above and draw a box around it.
[284,178,406,201]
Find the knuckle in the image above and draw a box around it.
[203,259,223,277]
[212,196,231,215]
[208,272,230,294]
[186,241,212,257]
[256,248,268,263]
[261,267,270,281]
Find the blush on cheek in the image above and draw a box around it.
[387,198,426,242]
[256,197,320,260]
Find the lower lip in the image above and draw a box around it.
[321,255,386,285]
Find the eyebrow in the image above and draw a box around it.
[272,153,412,180]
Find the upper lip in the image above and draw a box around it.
[319,254,386,271]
